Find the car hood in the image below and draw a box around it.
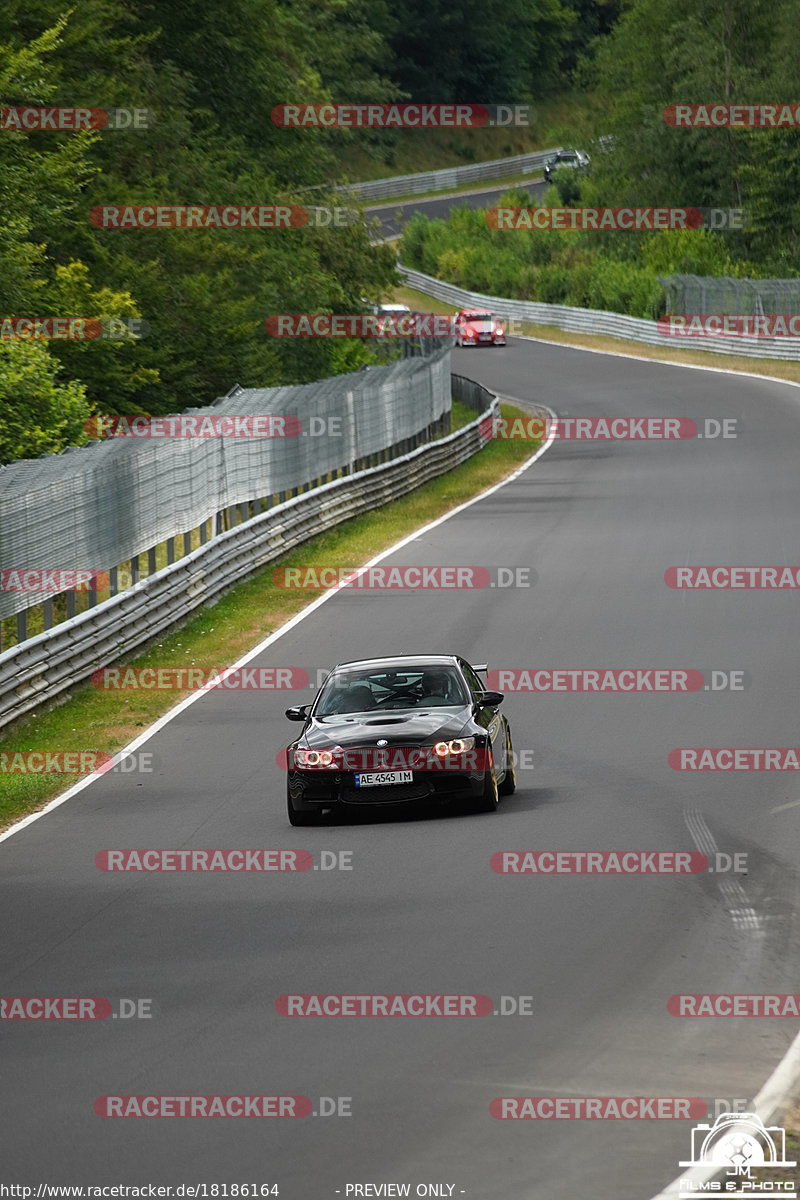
[301,708,473,748]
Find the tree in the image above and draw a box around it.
[0,339,90,464]
[0,1,400,448]
[388,0,575,102]
[586,0,780,209]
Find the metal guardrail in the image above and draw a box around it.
[399,266,800,361]
[0,380,499,733]
[338,148,562,204]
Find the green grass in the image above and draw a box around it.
[739,1124,800,1188]
[450,398,476,429]
[0,400,540,831]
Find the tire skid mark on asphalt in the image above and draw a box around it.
[684,806,764,934]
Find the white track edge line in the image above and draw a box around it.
[8,361,800,1193]
[511,331,800,389]
[647,1041,800,1200]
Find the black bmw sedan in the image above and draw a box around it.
[283,654,515,825]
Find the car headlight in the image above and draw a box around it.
[433,738,477,757]
[293,746,343,769]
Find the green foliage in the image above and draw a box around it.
[552,171,582,204]
[387,0,576,102]
[638,228,738,277]
[400,0,800,326]
[579,0,800,259]
[0,1,402,457]
[0,339,90,464]
[740,130,800,270]
[45,260,160,413]
[0,0,796,464]
[402,203,710,319]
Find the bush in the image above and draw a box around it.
[0,340,90,464]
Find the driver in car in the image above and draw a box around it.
[420,671,449,705]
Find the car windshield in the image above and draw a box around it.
[315,666,469,715]
[463,313,495,330]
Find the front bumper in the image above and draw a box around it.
[287,768,487,810]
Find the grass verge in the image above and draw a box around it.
[737,1120,799,1188]
[0,400,539,832]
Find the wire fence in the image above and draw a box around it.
[0,340,452,648]
[0,373,501,732]
[659,275,800,315]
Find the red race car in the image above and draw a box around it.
[454,309,506,347]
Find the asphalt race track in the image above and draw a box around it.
[366,177,546,239]
[3,336,800,1197]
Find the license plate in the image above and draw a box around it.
[479,333,491,341]
[354,771,413,787]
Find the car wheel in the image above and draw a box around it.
[287,786,322,826]
[499,722,516,795]
[475,750,499,813]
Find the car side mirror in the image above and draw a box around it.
[285,705,309,721]
[476,690,504,709]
